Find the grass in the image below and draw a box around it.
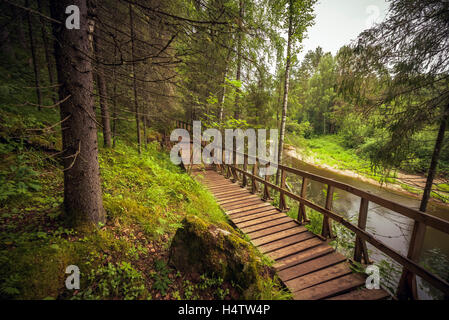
[287,134,411,185]
[293,134,449,203]
[0,104,289,300]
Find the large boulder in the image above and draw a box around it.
[169,215,272,293]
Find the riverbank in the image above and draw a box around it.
[284,135,449,206]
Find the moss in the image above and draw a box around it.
[0,106,287,299]
[169,215,276,297]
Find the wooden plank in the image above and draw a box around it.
[278,252,347,282]
[252,227,309,247]
[226,202,272,214]
[321,185,334,238]
[203,176,229,180]
[217,193,254,201]
[267,238,323,261]
[293,273,366,300]
[214,189,248,197]
[326,288,390,300]
[354,197,370,263]
[229,207,279,220]
[222,199,265,210]
[274,244,334,270]
[203,179,239,187]
[209,184,244,191]
[233,211,282,224]
[216,193,255,202]
[214,190,253,200]
[218,196,256,205]
[203,177,229,182]
[298,177,308,223]
[285,262,352,293]
[209,186,243,193]
[258,232,317,254]
[240,217,293,234]
[397,220,427,300]
[235,213,288,228]
[218,194,261,205]
[229,207,279,219]
[247,222,299,240]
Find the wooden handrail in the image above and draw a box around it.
[174,119,449,298]
[231,164,449,296]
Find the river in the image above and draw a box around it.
[283,153,449,300]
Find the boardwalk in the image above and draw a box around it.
[192,167,390,300]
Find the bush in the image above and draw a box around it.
[338,114,372,149]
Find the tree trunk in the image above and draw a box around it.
[276,78,283,129]
[93,28,112,148]
[111,65,118,147]
[129,3,141,154]
[234,0,243,119]
[25,0,42,111]
[420,103,449,212]
[276,2,293,185]
[50,0,105,227]
[218,49,232,123]
[143,105,147,150]
[37,0,57,105]
[111,5,118,148]
[111,70,118,148]
[12,5,27,49]
[219,78,226,123]
[397,103,449,300]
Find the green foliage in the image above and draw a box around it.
[0,154,41,203]
[74,262,148,300]
[376,259,401,297]
[338,114,373,149]
[150,259,172,296]
[100,142,227,239]
[250,276,292,300]
[304,208,322,235]
[420,248,449,299]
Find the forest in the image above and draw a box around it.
[0,0,448,301]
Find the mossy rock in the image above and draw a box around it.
[169,215,272,293]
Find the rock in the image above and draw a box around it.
[169,215,271,294]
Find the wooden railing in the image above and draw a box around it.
[173,119,449,300]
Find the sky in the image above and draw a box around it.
[298,0,390,59]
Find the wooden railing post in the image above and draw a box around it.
[279,168,288,211]
[221,146,226,175]
[262,164,271,201]
[241,154,248,187]
[322,185,335,239]
[251,159,259,194]
[397,221,426,300]
[225,147,232,179]
[231,138,239,182]
[354,198,370,264]
[297,177,309,224]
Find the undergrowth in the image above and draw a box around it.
[0,106,287,300]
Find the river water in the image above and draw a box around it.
[283,154,449,299]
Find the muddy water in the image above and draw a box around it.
[283,154,449,299]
